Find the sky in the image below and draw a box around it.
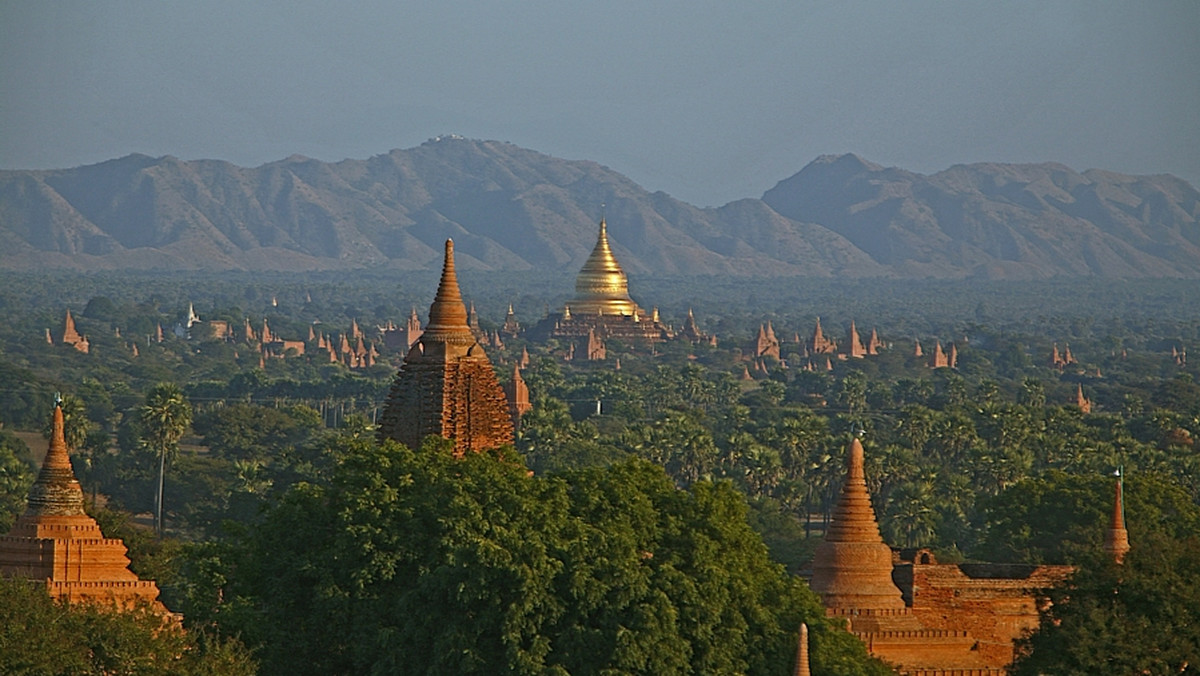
[2,1,1197,207]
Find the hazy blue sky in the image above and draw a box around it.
[2,1,1197,206]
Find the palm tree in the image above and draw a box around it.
[139,383,192,534]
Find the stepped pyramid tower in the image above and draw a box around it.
[377,240,513,456]
[1103,472,1131,564]
[810,436,908,613]
[0,399,165,611]
[677,308,708,343]
[843,320,866,358]
[530,218,671,344]
[59,309,90,353]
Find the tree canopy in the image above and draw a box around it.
[0,577,255,676]
[1011,533,1200,675]
[212,437,889,676]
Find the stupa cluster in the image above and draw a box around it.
[19,215,1141,674]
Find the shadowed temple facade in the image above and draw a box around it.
[376,239,514,456]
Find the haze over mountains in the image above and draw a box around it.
[1,137,1197,279]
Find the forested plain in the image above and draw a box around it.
[0,271,1197,674]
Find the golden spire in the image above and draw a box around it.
[570,218,640,316]
[810,436,906,610]
[24,397,86,517]
[1104,470,1131,564]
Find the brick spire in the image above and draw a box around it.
[810,436,906,610]
[504,363,533,427]
[377,240,513,456]
[24,398,85,517]
[793,623,811,676]
[1103,473,1131,564]
[422,240,475,353]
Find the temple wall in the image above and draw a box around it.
[894,560,1072,670]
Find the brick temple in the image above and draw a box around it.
[376,239,514,456]
[810,436,1074,675]
[0,400,167,612]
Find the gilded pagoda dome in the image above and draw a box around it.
[570,219,641,317]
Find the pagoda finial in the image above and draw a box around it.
[1104,467,1131,564]
[24,398,86,517]
[422,239,474,346]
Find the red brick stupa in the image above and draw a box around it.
[0,399,165,611]
[810,436,908,613]
[377,240,514,456]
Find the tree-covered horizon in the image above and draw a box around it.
[0,271,1196,673]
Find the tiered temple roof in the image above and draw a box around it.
[0,400,166,611]
[503,364,533,427]
[751,321,781,359]
[58,310,90,354]
[676,308,709,344]
[376,240,514,456]
[843,320,867,358]
[806,317,837,355]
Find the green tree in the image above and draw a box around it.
[139,383,192,534]
[977,471,1200,563]
[0,576,255,675]
[218,437,889,676]
[0,430,34,531]
[1011,533,1200,675]
[193,403,322,462]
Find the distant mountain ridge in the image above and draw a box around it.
[1,138,1197,278]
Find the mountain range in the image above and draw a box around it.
[1,137,1197,279]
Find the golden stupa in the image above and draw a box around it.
[529,217,671,347]
[570,218,641,317]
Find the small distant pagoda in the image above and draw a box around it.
[503,364,533,427]
[0,399,166,612]
[529,218,671,344]
[806,317,837,355]
[676,308,710,344]
[57,309,90,354]
[376,240,514,456]
[1103,470,1131,564]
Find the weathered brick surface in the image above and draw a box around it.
[815,438,1076,675]
[377,240,514,455]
